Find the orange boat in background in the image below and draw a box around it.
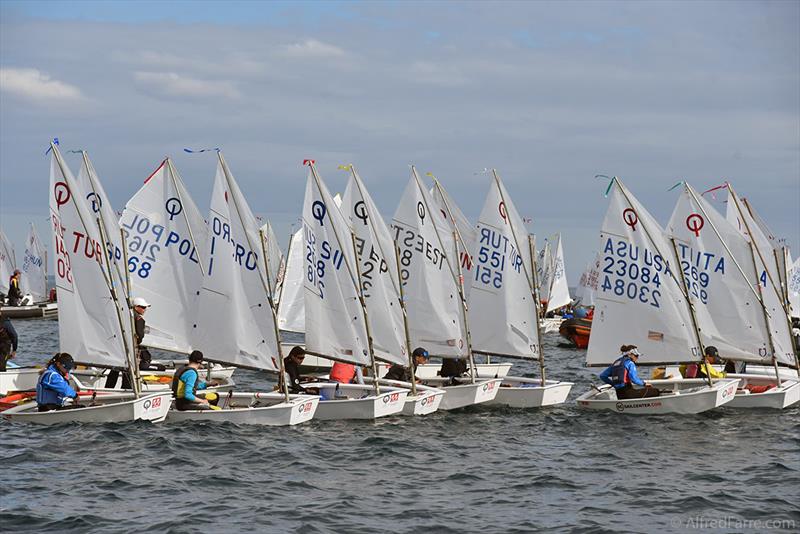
[559,316,592,349]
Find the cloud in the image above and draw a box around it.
[282,39,346,59]
[0,67,83,101]
[133,71,240,99]
[408,61,471,87]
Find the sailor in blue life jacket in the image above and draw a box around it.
[599,345,660,400]
[36,353,80,412]
[171,350,219,411]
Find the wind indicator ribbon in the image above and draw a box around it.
[667,180,684,192]
[184,147,220,154]
[44,137,59,155]
[337,164,352,171]
[595,174,615,197]
[303,159,315,166]
[700,181,729,200]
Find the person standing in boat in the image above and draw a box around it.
[172,350,216,410]
[0,310,18,372]
[384,347,429,383]
[131,297,164,371]
[36,353,80,411]
[6,269,22,307]
[599,345,660,399]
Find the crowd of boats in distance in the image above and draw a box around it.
[0,141,798,425]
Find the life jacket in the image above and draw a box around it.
[330,362,356,384]
[608,356,631,388]
[171,365,199,400]
[684,363,700,378]
[36,365,68,405]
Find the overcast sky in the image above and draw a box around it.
[1,0,798,284]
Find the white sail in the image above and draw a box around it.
[119,158,207,354]
[75,152,129,301]
[392,171,466,357]
[726,187,795,366]
[586,179,698,366]
[536,240,551,303]
[277,227,305,333]
[20,223,47,301]
[788,254,800,318]
[667,183,770,363]
[260,220,285,296]
[575,254,601,307]
[302,166,370,365]
[430,180,477,299]
[194,155,279,371]
[341,167,406,365]
[49,146,133,369]
[544,234,571,312]
[469,173,539,358]
[0,228,17,294]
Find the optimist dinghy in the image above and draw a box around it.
[5,144,172,424]
[577,178,744,414]
[450,170,572,408]
[161,153,319,425]
[577,378,740,414]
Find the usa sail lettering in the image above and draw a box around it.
[304,223,345,300]
[121,213,200,273]
[353,236,388,297]
[392,224,445,285]
[474,226,522,289]
[675,243,722,305]
[600,237,670,308]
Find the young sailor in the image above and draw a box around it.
[283,346,318,394]
[599,345,660,399]
[131,297,164,371]
[172,350,217,410]
[6,270,22,307]
[439,356,468,384]
[36,353,80,411]
[384,347,429,383]
[0,310,18,372]
[680,346,727,380]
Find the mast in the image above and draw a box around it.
[117,227,142,397]
[528,234,547,386]
[413,167,475,383]
[307,162,380,392]
[260,228,290,401]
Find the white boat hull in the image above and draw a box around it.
[0,302,58,319]
[726,375,800,409]
[0,368,42,395]
[414,363,512,379]
[373,378,444,416]
[302,383,409,420]
[576,378,740,414]
[487,377,574,408]
[165,392,319,425]
[2,392,172,424]
[420,378,503,410]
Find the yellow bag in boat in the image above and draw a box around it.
[142,375,160,382]
[651,367,666,380]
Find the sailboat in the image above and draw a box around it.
[673,184,798,409]
[299,161,409,420]
[166,152,318,425]
[462,170,573,408]
[576,178,739,414]
[4,143,171,423]
[392,167,502,410]
[0,224,58,319]
[340,164,444,415]
[113,157,235,385]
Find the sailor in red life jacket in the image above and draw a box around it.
[329,361,364,385]
[599,345,660,400]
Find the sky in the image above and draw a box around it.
[1,0,798,285]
